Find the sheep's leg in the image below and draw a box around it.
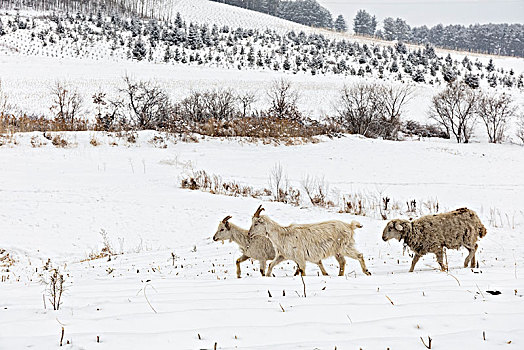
[266,255,286,277]
[236,254,250,278]
[345,249,371,276]
[316,261,329,276]
[335,254,346,276]
[409,254,422,272]
[465,244,478,268]
[435,249,447,271]
[259,260,267,276]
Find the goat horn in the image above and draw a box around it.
[253,205,265,218]
[222,215,232,223]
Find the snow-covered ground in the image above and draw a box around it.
[1,132,523,349]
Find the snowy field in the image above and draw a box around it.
[1,132,524,349]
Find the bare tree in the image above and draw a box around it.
[334,83,384,137]
[381,84,414,140]
[429,82,478,143]
[517,111,524,145]
[237,91,257,118]
[266,79,301,120]
[203,89,238,120]
[477,92,517,143]
[121,76,173,129]
[50,81,84,125]
[179,90,207,123]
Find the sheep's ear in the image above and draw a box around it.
[395,222,404,231]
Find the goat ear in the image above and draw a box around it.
[225,221,231,230]
[395,222,404,231]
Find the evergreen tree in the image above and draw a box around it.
[334,15,347,32]
[382,17,396,40]
[353,9,374,36]
[164,45,172,62]
[132,38,147,61]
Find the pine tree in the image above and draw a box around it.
[132,38,147,61]
[334,15,347,32]
[283,56,291,70]
[164,45,172,62]
[353,9,374,35]
[486,59,495,72]
[382,17,396,40]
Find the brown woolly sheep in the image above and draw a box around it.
[248,206,371,277]
[213,216,319,277]
[382,207,487,272]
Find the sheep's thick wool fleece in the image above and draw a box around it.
[403,208,486,254]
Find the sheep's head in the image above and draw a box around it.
[248,205,268,239]
[213,216,233,243]
[382,219,408,241]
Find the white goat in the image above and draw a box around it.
[248,206,371,277]
[213,216,274,278]
[213,215,327,277]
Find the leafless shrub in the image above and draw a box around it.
[121,76,175,129]
[181,169,271,198]
[178,91,207,123]
[0,249,16,275]
[30,135,46,147]
[429,82,478,143]
[90,135,100,146]
[422,198,440,214]
[84,229,116,261]
[477,92,517,143]
[266,79,302,120]
[94,92,126,132]
[268,163,300,205]
[381,84,414,140]
[204,89,238,121]
[269,163,285,202]
[178,88,239,123]
[50,81,84,126]
[302,175,332,207]
[333,82,384,137]
[406,199,417,213]
[51,134,69,147]
[40,262,66,311]
[516,112,524,144]
[340,192,438,220]
[149,135,167,148]
[402,120,448,139]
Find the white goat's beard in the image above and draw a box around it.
[221,240,224,245]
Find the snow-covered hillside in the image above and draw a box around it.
[1,132,524,349]
[0,9,522,126]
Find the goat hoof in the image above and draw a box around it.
[365,271,372,276]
